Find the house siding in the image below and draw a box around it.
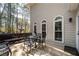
[64,11,76,48]
[30,3,76,48]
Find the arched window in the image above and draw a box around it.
[55,16,62,20]
[53,16,64,43]
[42,20,46,23]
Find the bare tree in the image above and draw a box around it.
[0,3,6,32]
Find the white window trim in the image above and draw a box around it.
[53,15,64,43]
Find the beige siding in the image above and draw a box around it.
[30,3,76,48]
[64,11,76,47]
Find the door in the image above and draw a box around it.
[42,24,46,39]
[76,16,79,52]
[34,25,37,35]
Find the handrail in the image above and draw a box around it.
[4,37,25,42]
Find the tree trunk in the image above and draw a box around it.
[7,3,11,33]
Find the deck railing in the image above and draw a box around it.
[0,33,32,43]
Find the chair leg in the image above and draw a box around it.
[44,41,46,47]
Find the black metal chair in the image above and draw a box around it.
[42,33,46,47]
[35,33,43,48]
[24,35,36,55]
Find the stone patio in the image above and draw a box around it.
[9,42,74,56]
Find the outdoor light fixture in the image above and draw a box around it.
[34,22,37,24]
[69,17,72,23]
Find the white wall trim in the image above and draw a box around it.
[76,15,79,52]
[53,15,64,43]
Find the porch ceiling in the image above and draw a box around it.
[26,3,79,12]
[68,3,79,12]
[26,3,36,8]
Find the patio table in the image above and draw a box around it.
[26,36,37,48]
